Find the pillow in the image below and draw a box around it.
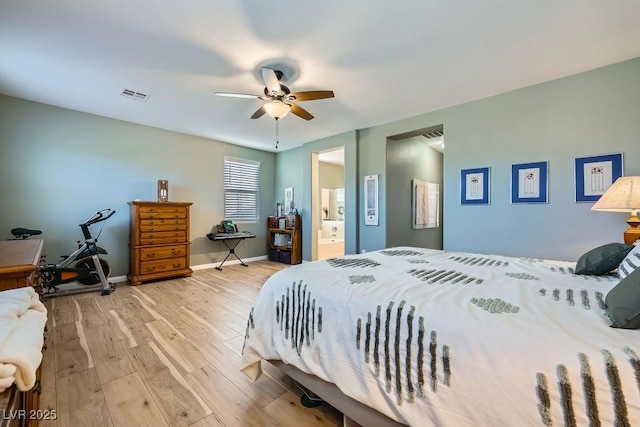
[618,241,640,279]
[605,267,640,329]
[575,243,633,275]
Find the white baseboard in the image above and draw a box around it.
[191,255,268,271]
[109,255,269,283]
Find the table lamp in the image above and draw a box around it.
[591,176,640,244]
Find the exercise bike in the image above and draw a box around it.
[11,209,116,296]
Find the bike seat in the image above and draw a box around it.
[10,227,43,238]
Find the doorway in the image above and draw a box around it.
[386,126,444,250]
[314,147,345,260]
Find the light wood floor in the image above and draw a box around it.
[38,261,343,427]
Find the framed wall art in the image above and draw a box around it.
[574,153,623,202]
[460,167,490,205]
[412,179,439,229]
[364,174,379,225]
[511,161,548,204]
[284,187,294,213]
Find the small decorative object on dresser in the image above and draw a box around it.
[128,201,193,285]
[157,180,169,202]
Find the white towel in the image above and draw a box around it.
[0,363,16,390]
[0,287,47,392]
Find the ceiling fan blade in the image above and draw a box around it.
[290,103,314,121]
[289,90,335,102]
[214,92,265,100]
[250,106,267,119]
[261,67,282,95]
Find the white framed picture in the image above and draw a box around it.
[284,187,294,213]
[574,153,623,202]
[460,167,490,205]
[364,174,378,226]
[511,161,548,204]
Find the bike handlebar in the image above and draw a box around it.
[83,209,116,226]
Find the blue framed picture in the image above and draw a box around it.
[574,153,623,202]
[461,167,490,205]
[511,161,548,204]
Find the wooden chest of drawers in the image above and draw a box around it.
[128,201,193,285]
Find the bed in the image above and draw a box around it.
[241,246,640,426]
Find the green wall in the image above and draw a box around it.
[361,57,640,260]
[280,57,640,261]
[274,147,304,213]
[276,131,357,259]
[3,57,639,273]
[0,95,276,277]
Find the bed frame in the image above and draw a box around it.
[269,360,407,427]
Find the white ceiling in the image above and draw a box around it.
[2,1,640,152]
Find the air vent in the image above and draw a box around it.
[423,130,444,139]
[120,88,149,102]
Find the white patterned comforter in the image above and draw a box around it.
[241,247,640,426]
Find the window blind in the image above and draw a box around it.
[224,157,260,222]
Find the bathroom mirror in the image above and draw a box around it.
[321,188,345,220]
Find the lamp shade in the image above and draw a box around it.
[263,101,291,119]
[591,176,640,215]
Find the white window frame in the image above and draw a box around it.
[223,157,260,223]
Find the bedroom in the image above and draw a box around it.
[1,1,640,426]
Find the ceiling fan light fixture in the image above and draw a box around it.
[263,101,291,119]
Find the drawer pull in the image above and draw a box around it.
[146,267,156,272]
[173,263,181,268]
[172,250,181,255]
[146,253,157,258]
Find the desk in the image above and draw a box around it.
[206,232,256,270]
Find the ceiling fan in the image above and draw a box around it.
[214,67,335,121]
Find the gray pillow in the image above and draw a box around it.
[575,243,633,275]
[605,267,640,329]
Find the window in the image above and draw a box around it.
[224,157,260,222]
